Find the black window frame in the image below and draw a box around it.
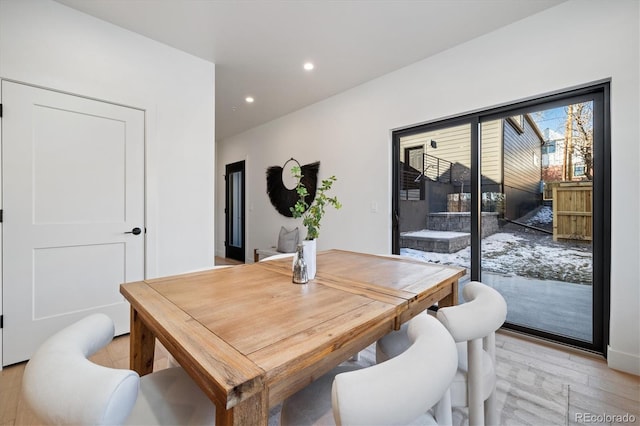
[392,80,610,354]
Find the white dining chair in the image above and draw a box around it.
[376,281,507,426]
[280,314,458,426]
[22,313,216,425]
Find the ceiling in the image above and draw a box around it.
[55,0,564,141]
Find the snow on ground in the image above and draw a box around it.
[524,205,553,227]
[401,231,592,285]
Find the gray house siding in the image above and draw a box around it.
[502,115,543,220]
[399,116,543,223]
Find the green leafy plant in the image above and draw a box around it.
[290,165,342,240]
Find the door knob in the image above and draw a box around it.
[125,227,142,235]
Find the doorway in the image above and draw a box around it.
[225,161,245,262]
[392,82,609,353]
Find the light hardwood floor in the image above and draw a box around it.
[2,329,637,425]
[215,256,244,266]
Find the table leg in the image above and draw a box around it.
[130,306,156,375]
[438,279,459,308]
[215,392,268,426]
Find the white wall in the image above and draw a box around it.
[0,0,216,279]
[217,0,639,375]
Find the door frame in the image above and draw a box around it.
[392,81,610,354]
[225,160,246,262]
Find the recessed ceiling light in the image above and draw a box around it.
[245,96,254,103]
[303,62,314,71]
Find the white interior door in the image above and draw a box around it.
[2,81,144,365]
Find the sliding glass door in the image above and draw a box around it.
[394,120,471,279]
[392,83,609,352]
[480,96,602,345]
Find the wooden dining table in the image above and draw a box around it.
[120,249,465,426]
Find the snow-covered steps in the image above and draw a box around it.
[427,211,499,238]
[400,230,470,253]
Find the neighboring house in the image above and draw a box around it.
[541,127,587,182]
[541,127,564,181]
[399,114,544,222]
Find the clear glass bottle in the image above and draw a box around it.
[292,244,308,284]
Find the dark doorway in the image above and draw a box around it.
[225,161,245,262]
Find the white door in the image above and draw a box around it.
[2,81,145,365]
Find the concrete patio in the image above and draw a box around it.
[470,272,592,342]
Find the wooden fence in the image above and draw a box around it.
[552,181,592,241]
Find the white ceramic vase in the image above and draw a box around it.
[302,239,317,279]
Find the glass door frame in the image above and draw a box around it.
[392,81,610,354]
[225,160,246,262]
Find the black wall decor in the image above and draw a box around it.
[266,159,320,217]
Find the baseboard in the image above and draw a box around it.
[607,345,640,376]
[498,328,604,360]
